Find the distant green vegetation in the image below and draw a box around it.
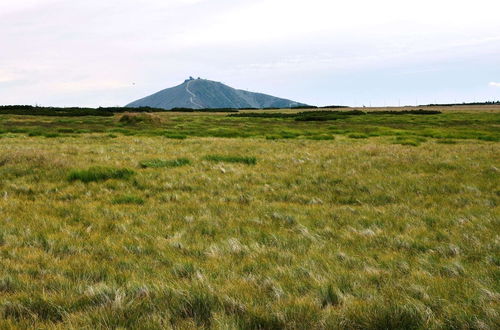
[229,109,441,121]
[0,108,498,143]
[169,107,239,112]
[422,100,500,106]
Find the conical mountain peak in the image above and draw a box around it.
[126,78,307,109]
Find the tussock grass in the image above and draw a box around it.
[68,166,135,183]
[139,158,191,168]
[203,154,257,165]
[320,284,343,307]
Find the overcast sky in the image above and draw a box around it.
[1,0,500,107]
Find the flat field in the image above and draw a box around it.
[0,107,498,329]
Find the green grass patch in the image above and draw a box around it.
[278,130,300,139]
[75,129,92,134]
[348,133,369,139]
[57,128,75,133]
[436,139,458,144]
[203,155,257,165]
[27,131,61,138]
[27,130,44,137]
[478,135,499,142]
[111,195,145,205]
[205,128,248,138]
[392,136,427,146]
[308,134,335,140]
[68,166,135,183]
[43,132,60,138]
[163,132,187,139]
[139,158,191,168]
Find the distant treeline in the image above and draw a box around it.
[291,105,349,109]
[230,109,442,121]
[0,105,167,116]
[0,105,346,116]
[168,105,349,112]
[169,108,239,112]
[421,101,500,107]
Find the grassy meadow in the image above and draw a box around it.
[0,107,499,329]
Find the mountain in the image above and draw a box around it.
[126,77,308,109]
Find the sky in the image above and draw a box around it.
[1,0,500,107]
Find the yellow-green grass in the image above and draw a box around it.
[0,113,498,328]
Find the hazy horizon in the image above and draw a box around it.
[1,0,500,107]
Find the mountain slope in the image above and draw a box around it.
[126,78,308,109]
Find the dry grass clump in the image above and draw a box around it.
[0,150,67,168]
[118,112,163,125]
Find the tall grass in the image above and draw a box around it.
[0,110,498,328]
